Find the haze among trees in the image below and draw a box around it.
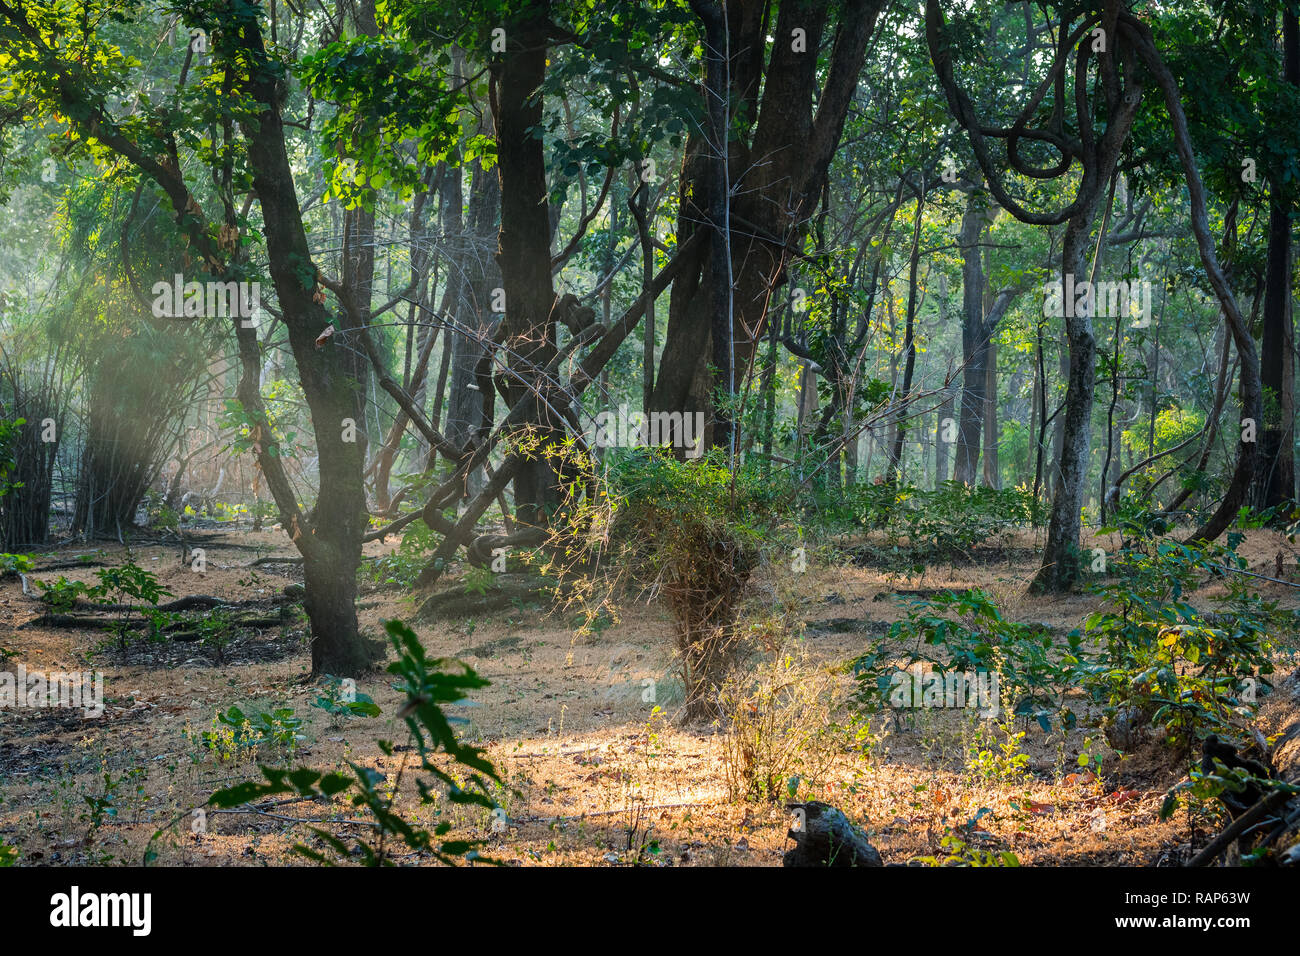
[0,0,1299,869]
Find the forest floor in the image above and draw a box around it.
[2,523,1299,866]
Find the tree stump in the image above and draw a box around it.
[783,801,882,867]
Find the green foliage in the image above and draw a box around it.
[852,529,1289,752]
[965,724,1031,782]
[0,416,23,499]
[850,588,1081,733]
[80,770,122,837]
[207,705,305,755]
[1123,406,1204,459]
[199,619,501,866]
[299,35,464,207]
[90,557,174,657]
[1159,759,1299,825]
[910,807,1020,867]
[598,450,785,718]
[218,398,298,462]
[838,481,1037,562]
[363,517,438,588]
[36,575,91,611]
[93,558,172,607]
[1079,538,1283,744]
[311,676,381,727]
[462,565,495,596]
[192,610,236,663]
[0,551,34,575]
[913,832,1021,868]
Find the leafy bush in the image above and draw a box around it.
[850,588,1082,733]
[838,480,1037,564]
[1079,539,1284,746]
[0,552,34,575]
[37,574,91,611]
[199,706,305,762]
[90,558,174,657]
[598,450,783,720]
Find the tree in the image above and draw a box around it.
[0,0,376,674]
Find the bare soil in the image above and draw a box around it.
[2,523,1298,866]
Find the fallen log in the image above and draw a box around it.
[52,593,293,615]
[22,611,289,632]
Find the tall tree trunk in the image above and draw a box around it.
[889,192,925,482]
[1256,6,1297,509]
[982,338,999,487]
[651,0,884,448]
[491,4,561,528]
[241,14,371,674]
[445,119,502,500]
[981,234,1000,489]
[1033,220,1101,591]
[935,392,954,486]
[954,199,988,485]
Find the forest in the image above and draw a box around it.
[0,0,1298,881]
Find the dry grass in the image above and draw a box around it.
[1,524,1296,866]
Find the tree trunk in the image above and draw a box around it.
[1256,9,1297,510]
[982,339,999,488]
[240,13,371,675]
[651,0,884,448]
[1033,220,1099,592]
[954,199,988,485]
[491,7,562,528]
[935,392,954,486]
[888,193,925,482]
[445,139,502,500]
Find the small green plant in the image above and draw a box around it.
[37,575,91,611]
[181,619,503,867]
[80,770,122,838]
[85,557,175,657]
[0,552,34,576]
[913,832,1021,867]
[194,611,237,664]
[312,676,381,727]
[1076,735,1107,779]
[966,723,1031,782]
[462,565,495,596]
[200,705,304,762]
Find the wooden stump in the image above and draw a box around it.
[783,801,882,867]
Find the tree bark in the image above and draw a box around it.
[1256,6,1297,510]
[491,6,562,528]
